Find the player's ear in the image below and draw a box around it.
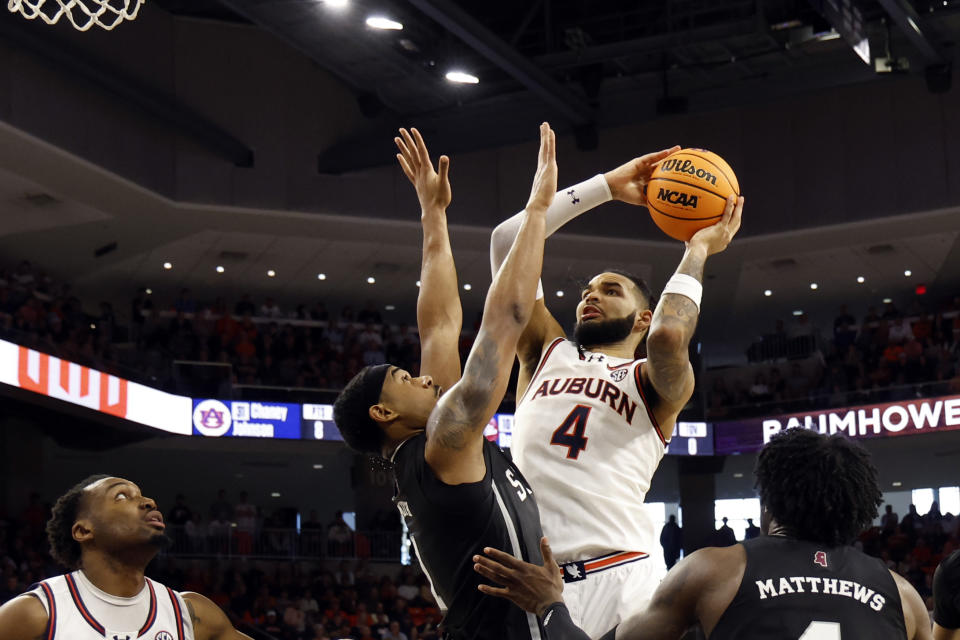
[72,519,94,544]
[369,403,397,424]
[635,308,653,331]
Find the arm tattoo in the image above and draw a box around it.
[431,333,501,450]
[186,599,201,632]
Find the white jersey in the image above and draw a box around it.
[26,570,194,640]
[512,338,670,563]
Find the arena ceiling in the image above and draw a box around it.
[148,0,960,171]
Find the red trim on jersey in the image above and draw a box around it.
[518,337,565,405]
[634,363,669,446]
[606,357,641,371]
[583,550,649,572]
[137,580,158,637]
[65,573,106,635]
[167,587,186,640]
[39,582,56,640]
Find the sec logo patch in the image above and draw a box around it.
[609,369,628,382]
[155,632,175,640]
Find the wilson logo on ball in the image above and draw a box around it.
[656,188,699,208]
[659,158,718,186]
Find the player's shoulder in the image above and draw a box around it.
[679,544,747,586]
[0,592,50,640]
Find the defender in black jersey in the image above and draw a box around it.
[473,428,932,640]
[334,124,557,639]
[934,550,960,640]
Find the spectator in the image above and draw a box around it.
[714,517,737,547]
[260,297,282,318]
[383,621,408,640]
[234,491,258,554]
[328,512,354,557]
[210,489,233,522]
[881,504,899,533]
[659,515,683,569]
[357,300,383,324]
[744,518,761,540]
[234,293,255,316]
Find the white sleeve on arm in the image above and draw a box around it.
[490,174,612,300]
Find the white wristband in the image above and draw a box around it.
[662,274,702,312]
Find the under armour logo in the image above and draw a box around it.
[567,189,580,205]
[814,551,828,568]
[584,353,604,363]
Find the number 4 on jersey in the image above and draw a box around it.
[550,405,591,459]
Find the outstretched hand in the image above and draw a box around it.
[604,146,681,207]
[688,194,744,256]
[525,123,558,213]
[474,537,564,617]
[395,127,452,213]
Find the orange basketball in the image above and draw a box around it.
[647,149,740,241]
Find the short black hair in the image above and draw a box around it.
[604,268,657,310]
[47,474,112,569]
[755,429,881,547]
[333,365,391,456]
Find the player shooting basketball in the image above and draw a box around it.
[0,474,254,639]
[473,428,933,640]
[333,123,557,639]
[488,154,743,635]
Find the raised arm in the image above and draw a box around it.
[489,146,680,398]
[425,123,556,484]
[642,194,743,427]
[395,128,462,391]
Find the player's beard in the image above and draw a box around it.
[574,311,636,349]
[149,533,173,551]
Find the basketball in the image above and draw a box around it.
[647,149,740,241]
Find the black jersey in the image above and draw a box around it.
[934,549,960,629]
[711,536,907,640]
[392,434,544,640]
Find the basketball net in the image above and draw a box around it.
[7,0,144,31]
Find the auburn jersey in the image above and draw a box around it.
[512,339,669,563]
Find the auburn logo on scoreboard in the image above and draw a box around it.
[16,345,128,417]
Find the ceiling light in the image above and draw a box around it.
[556,290,564,298]
[367,276,376,284]
[90,323,96,330]
[163,262,172,270]
[385,304,396,311]
[446,71,480,84]
[366,16,402,30]
[463,283,472,291]
[324,0,348,7]
[216,265,225,273]
[904,269,912,277]
[809,283,818,290]
[313,464,324,470]
[857,276,865,283]
[733,472,744,478]
[270,492,281,498]
[792,310,803,316]
[416,280,421,288]
[763,289,772,297]
[317,273,327,280]
[883,297,893,304]
[145,288,152,295]
[892,481,903,487]
[267,269,276,277]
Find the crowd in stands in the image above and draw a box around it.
[0,260,478,398]
[4,259,959,420]
[708,298,960,418]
